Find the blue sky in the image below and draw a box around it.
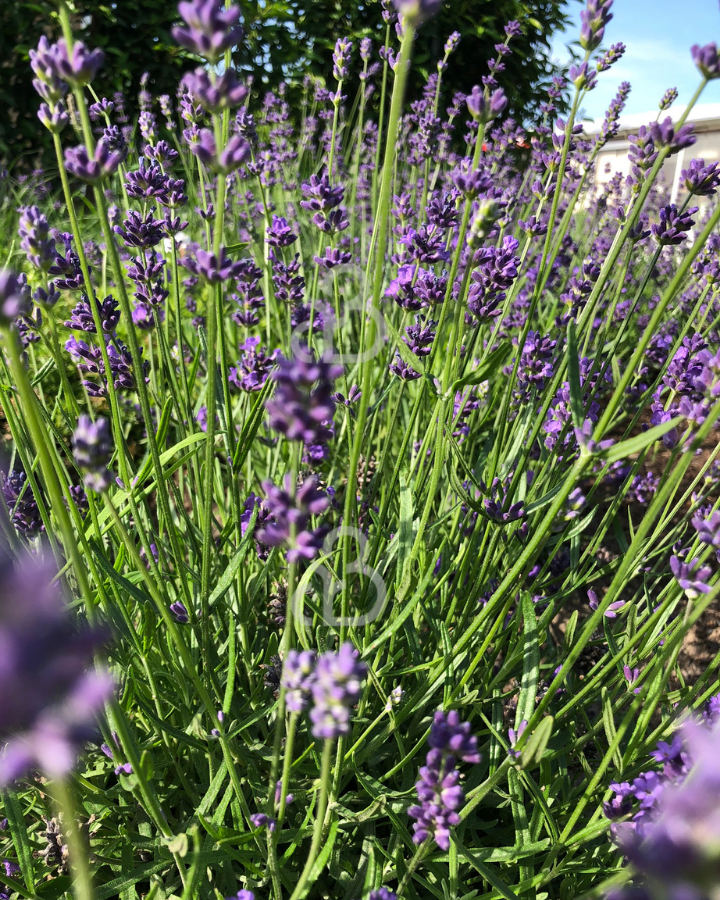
[550,0,720,123]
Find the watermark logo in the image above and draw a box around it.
[292,525,387,627]
[290,264,387,365]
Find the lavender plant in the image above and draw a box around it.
[1,2,720,899]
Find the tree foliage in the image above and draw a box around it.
[0,0,569,166]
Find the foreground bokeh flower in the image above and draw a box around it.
[0,551,112,783]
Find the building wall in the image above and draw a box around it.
[591,119,720,204]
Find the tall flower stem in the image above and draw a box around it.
[265,442,301,899]
[340,22,414,642]
[57,1,193,611]
[288,739,334,900]
[199,163,228,664]
[397,839,431,898]
[1,325,96,619]
[53,778,94,900]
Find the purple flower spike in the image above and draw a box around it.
[692,509,720,548]
[266,216,297,248]
[265,351,342,446]
[309,644,366,740]
[429,710,482,763]
[659,87,678,110]
[125,159,169,202]
[649,117,696,154]
[229,338,278,392]
[257,475,330,562]
[670,555,712,599]
[38,102,69,133]
[173,0,243,64]
[187,128,250,173]
[408,710,480,849]
[333,37,353,80]
[29,37,69,104]
[0,551,112,783]
[681,158,720,196]
[57,40,105,86]
[569,61,597,91]
[300,174,344,213]
[18,206,55,272]
[30,38,104,88]
[114,210,167,249]
[651,204,698,246]
[281,649,317,712]
[183,67,248,112]
[386,264,423,311]
[2,471,43,537]
[225,892,255,900]
[389,353,421,382]
[596,42,625,72]
[194,247,244,282]
[314,247,352,269]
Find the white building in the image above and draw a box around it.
[585,102,720,203]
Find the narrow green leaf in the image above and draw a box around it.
[383,314,425,376]
[209,505,258,608]
[516,590,539,727]
[602,687,623,773]
[296,817,340,898]
[566,320,584,430]
[30,357,56,387]
[454,839,520,900]
[1,788,35,891]
[452,340,511,392]
[520,715,554,770]
[362,547,442,656]
[598,417,683,463]
[396,467,413,588]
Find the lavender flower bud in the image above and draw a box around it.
[392,0,443,25]
[691,43,720,80]
[651,204,698,246]
[659,87,678,110]
[37,102,69,134]
[579,0,613,52]
[309,644,366,740]
[172,0,243,64]
[72,416,113,492]
[281,650,317,712]
[0,270,32,325]
[408,711,481,849]
[681,159,720,196]
[64,140,123,183]
[333,38,353,80]
[183,67,248,112]
[466,85,507,123]
[18,206,54,272]
[0,551,112,783]
[596,42,625,72]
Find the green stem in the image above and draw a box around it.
[53,778,94,900]
[288,740,334,900]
